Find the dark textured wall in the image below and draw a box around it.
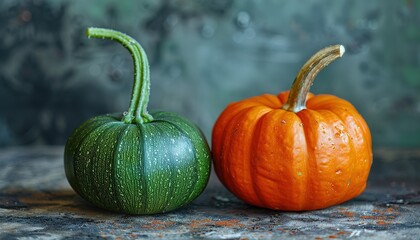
[0,0,419,148]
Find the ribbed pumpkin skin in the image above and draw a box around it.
[65,111,211,214]
[212,91,372,211]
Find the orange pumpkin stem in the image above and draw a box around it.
[282,45,345,113]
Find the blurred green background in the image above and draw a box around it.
[0,0,419,148]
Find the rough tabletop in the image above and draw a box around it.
[0,147,419,239]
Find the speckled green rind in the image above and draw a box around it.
[64,111,211,214]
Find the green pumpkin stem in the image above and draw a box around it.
[86,27,153,124]
[282,45,345,113]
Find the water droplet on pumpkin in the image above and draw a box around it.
[336,169,342,174]
[281,120,286,124]
[299,123,303,127]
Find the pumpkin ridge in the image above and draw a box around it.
[227,100,272,113]
[162,121,194,211]
[316,112,338,209]
[212,102,264,157]
[306,95,357,112]
[73,121,117,204]
[316,109,355,206]
[220,106,272,179]
[119,124,148,213]
[250,109,285,208]
[215,108,243,191]
[135,123,149,213]
[151,122,178,212]
[76,122,115,208]
[302,108,360,209]
[216,106,267,200]
[112,124,132,212]
[252,110,308,209]
[351,113,372,152]
[296,109,328,209]
[323,106,372,198]
[65,117,113,194]
[323,109,357,204]
[252,94,281,108]
[217,107,250,198]
[212,103,272,181]
[150,113,211,205]
[92,124,127,211]
[294,110,311,210]
[153,122,188,212]
[153,119,200,208]
[139,122,200,214]
[240,105,275,204]
[145,124,172,212]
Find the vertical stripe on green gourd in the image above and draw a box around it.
[72,122,115,207]
[149,121,198,212]
[91,124,127,211]
[141,123,176,213]
[71,122,117,202]
[64,116,116,194]
[75,122,126,211]
[152,111,211,203]
[113,124,147,214]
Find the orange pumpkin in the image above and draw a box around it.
[212,45,372,211]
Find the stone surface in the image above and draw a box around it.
[0,147,419,239]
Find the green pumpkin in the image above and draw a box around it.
[64,28,211,214]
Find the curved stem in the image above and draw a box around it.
[282,45,345,113]
[86,27,153,124]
